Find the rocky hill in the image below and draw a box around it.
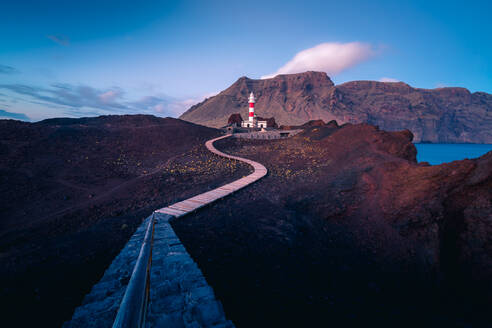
[180,71,492,143]
[1,114,491,326]
[174,121,492,326]
[0,115,250,327]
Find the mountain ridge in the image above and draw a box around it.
[180,71,492,143]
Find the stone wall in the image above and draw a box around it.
[64,213,234,327]
[146,213,234,327]
[233,130,302,139]
[64,216,152,327]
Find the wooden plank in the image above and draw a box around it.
[157,208,186,216]
[169,203,197,212]
[193,192,220,200]
[185,198,206,205]
[194,193,222,201]
[175,199,199,207]
[223,183,245,190]
[241,177,258,182]
[189,196,212,203]
[209,188,230,194]
[207,191,226,197]
[160,207,187,215]
[217,185,236,191]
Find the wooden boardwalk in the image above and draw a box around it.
[156,134,267,217]
[68,134,262,328]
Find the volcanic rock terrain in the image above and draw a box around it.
[173,121,492,327]
[180,71,492,143]
[1,115,491,327]
[0,115,250,327]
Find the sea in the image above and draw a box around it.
[414,143,492,165]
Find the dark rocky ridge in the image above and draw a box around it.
[0,115,251,327]
[180,71,492,143]
[227,113,243,125]
[173,121,492,327]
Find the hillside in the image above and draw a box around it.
[0,115,251,327]
[173,122,492,326]
[2,115,491,327]
[180,71,492,143]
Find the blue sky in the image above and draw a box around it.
[1,0,491,121]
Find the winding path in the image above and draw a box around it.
[156,134,268,217]
[108,134,268,328]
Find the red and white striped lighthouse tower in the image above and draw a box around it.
[248,92,255,125]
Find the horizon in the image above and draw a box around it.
[1,0,491,122]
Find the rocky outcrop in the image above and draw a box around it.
[256,116,278,128]
[227,113,243,126]
[172,121,492,326]
[180,72,492,143]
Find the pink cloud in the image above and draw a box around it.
[153,103,166,112]
[98,90,121,103]
[379,77,400,82]
[262,42,376,79]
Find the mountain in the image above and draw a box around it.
[179,71,492,143]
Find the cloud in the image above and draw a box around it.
[169,98,202,114]
[0,64,19,74]
[168,91,220,115]
[203,91,219,99]
[379,77,400,82]
[47,35,70,46]
[0,82,216,119]
[0,83,127,113]
[262,42,376,79]
[0,109,30,121]
[99,90,123,103]
[153,103,166,112]
[130,96,171,115]
[130,93,214,117]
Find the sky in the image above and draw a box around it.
[0,0,491,121]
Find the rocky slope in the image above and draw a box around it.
[174,121,492,327]
[0,115,250,327]
[2,114,491,327]
[180,71,492,143]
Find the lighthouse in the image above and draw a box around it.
[248,92,255,124]
[240,92,267,128]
